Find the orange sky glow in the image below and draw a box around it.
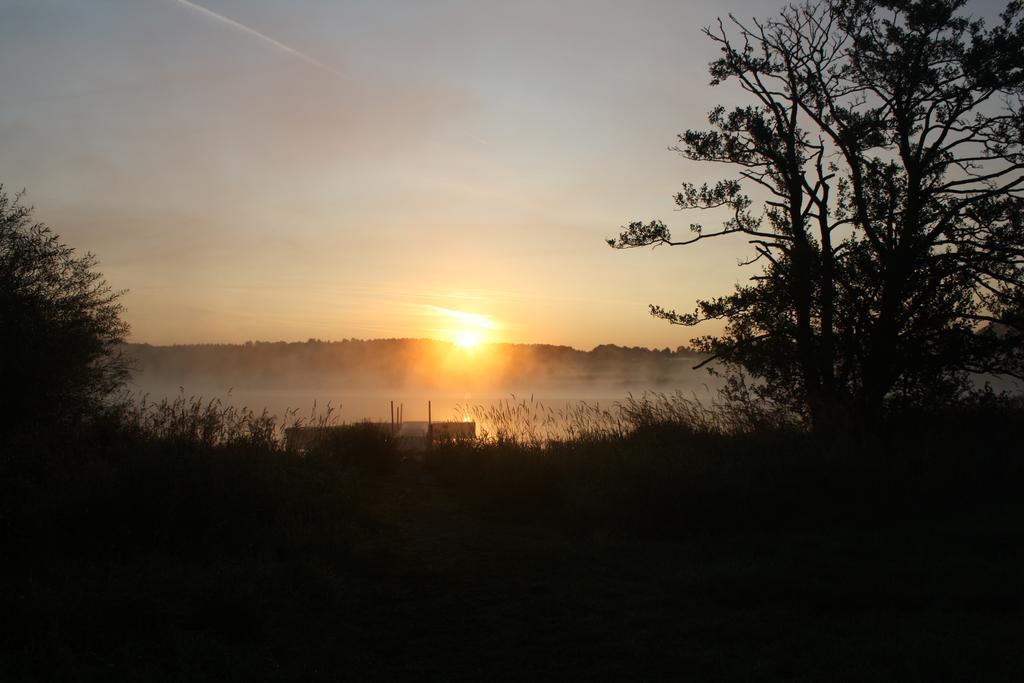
[2,0,1006,349]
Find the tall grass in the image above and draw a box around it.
[2,393,378,682]
[618,390,796,435]
[111,392,351,451]
[93,389,790,453]
[116,393,279,449]
[455,395,626,444]
[430,390,1023,533]
[455,390,795,446]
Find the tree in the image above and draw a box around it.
[610,0,1024,430]
[0,187,130,436]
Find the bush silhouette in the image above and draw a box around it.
[0,187,129,439]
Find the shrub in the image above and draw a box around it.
[0,187,129,439]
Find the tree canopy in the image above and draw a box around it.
[611,0,1024,429]
[0,187,129,435]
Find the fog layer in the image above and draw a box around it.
[126,339,721,422]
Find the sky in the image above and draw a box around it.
[0,0,1010,349]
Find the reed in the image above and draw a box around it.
[113,391,345,451]
[454,390,794,446]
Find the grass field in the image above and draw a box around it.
[2,396,1022,681]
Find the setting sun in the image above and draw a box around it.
[426,305,496,349]
[454,330,483,348]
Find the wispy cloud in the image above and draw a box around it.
[172,0,345,78]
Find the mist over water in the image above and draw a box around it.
[125,339,1022,432]
[125,340,724,427]
[128,381,725,425]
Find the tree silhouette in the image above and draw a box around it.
[0,187,129,436]
[611,0,1024,430]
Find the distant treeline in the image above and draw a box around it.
[124,339,706,391]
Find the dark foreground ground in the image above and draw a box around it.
[3,416,1023,682]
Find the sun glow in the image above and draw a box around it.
[425,305,497,349]
[454,330,483,348]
